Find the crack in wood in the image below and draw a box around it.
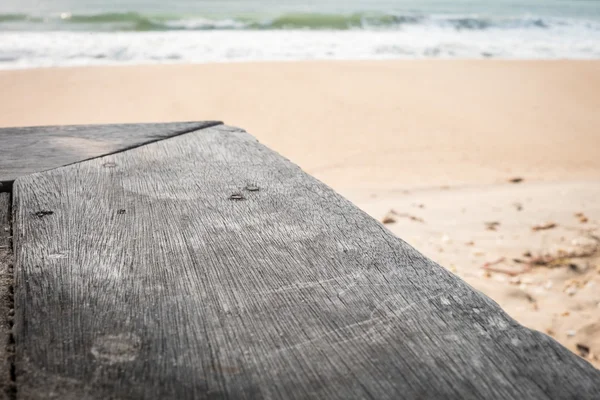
[0,192,15,399]
[38,121,223,175]
[0,121,223,191]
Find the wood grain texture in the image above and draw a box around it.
[12,125,600,399]
[0,193,13,400]
[0,121,221,186]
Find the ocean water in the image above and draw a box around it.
[1,0,599,68]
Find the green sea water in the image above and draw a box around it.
[1,0,599,68]
[1,0,599,31]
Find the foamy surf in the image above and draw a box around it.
[1,10,599,68]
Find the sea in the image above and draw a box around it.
[1,0,599,69]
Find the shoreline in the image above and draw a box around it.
[2,57,599,71]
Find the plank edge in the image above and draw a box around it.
[0,121,223,192]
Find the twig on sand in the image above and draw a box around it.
[382,215,396,224]
[390,209,424,223]
[482,257,506,268]
[576,344,591,358]
[482,232,599,275]
[485,221,500,231]
[483,266,532,276]
[532,222,557,231]
[528,247,598,268]
[481,257,533,276]
[382,209,424,225]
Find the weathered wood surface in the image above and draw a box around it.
[0,193,13,399]
[12,124,600,399]
[0,121,221,187]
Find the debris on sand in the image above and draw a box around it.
[565,286,578,296]
[382,215,396,224]
[383,209,424,224]
[513,202,523,211]
[508,177,524,183]
[479,233,599,277]
[509,276,521,285]
[532,222,557,231]
[528,254,561,267]
[483,266,531,276]
[576,343,590,358]
[575,212,588,224]
[481,257,532,276]
[564,278,589,294]
[483,257,506,268]
[528,247,598,269]
[485,221,501,231]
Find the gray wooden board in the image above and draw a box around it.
[0,121,221,186]
[12,124,600,399]
[0,193,13,399]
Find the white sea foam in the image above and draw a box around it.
[0,15,599,68]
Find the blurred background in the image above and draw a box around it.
[1,0,600,68]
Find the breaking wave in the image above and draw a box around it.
[0,11,588,32]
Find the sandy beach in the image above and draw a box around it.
[1,60,599,367]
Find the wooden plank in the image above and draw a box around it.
[0,193,13,399]
[13,124,600,399]
[0,121,221,186]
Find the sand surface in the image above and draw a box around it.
[1,60,599,366]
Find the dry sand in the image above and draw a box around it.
[1,60,599,366]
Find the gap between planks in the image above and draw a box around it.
[0,192,15,400]
[0,121,223,191]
